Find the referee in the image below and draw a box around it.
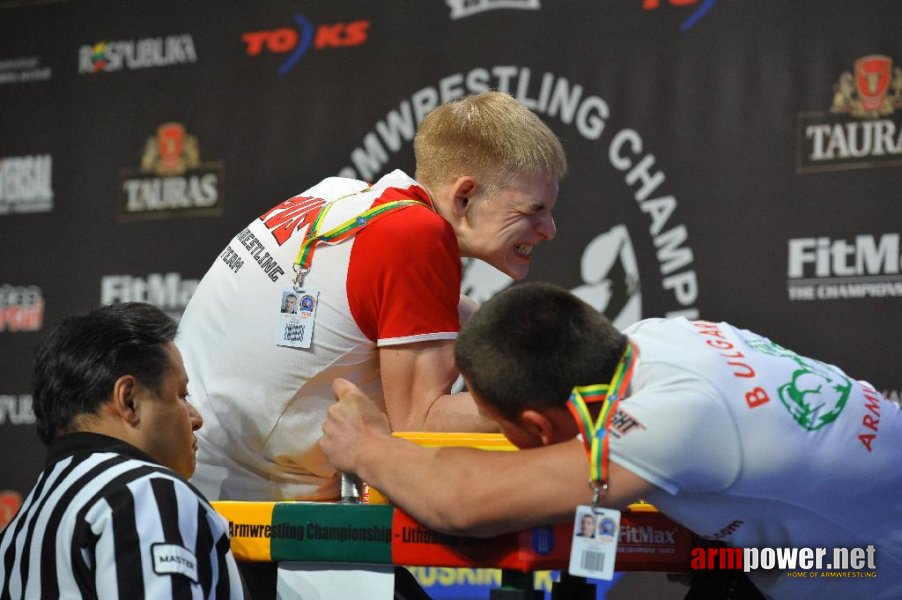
[0,303,246,598]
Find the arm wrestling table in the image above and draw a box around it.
[212,433,696,599]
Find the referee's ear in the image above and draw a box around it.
[111,375,141,426]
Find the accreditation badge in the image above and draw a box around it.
[568,505,620,580]
[275,287,319,349]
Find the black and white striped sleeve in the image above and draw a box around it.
[84,472,246,599]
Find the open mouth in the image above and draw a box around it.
[514,244,533,257]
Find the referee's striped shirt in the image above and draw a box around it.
[0,432,246,599]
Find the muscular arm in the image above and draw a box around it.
[379,340,498,432]
[323,379,657,537]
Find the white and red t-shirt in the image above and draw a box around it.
[177,170,461,501]
[611,317,902,599]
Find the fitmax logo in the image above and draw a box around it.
[242,15,370,75]
[642,0,722,31]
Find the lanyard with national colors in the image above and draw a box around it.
[566,341,638,506]
[291,190,425,291]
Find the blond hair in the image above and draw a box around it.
[414,91,566,195]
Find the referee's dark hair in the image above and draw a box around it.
[455,282,627,419]
[32,302,177,445]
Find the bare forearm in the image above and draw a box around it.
[356,437,593,537]
[420,392,499,433]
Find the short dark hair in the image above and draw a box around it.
[455,282,627,419]
[32,302,178,444]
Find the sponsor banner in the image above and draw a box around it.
[0,56,51,84]
[78,34,197,74]
[0,154,53,214]
[119,123,224,220]
[786,234,902,301]
[798,55,902,173]
[446,0,540,20]
[0,394,34,426]
[214,501,693,572]
[242,14,370,75]
[0,284,44,333]
[101,272,199,321]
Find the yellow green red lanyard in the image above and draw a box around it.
[291,191,424,290]
[566,342,637,504]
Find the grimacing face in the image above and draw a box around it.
[463,173,557,280]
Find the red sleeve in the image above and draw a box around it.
[347,205,461,345]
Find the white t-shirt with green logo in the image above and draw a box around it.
[612,317,902,599]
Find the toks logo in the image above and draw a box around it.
[798,55,902,172]
[642,0,723,32]
[242,15,370,75]
[119,123,224,220]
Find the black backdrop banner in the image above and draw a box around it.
[2,0,900,559]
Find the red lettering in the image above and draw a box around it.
[266,28,298,53]
[863,393,881,418]
[862,414,879,432]
[859,434,875,452]
[242,29,298,55]
[706,338,734,350]
[341,21,370,47]
[643,0,698,9]
[729,361,755,378]
[259,196,326,246]
[315,24,345,48]
[314,22,370,48]
[745,387,770,408]
[690,547,706,570]
[242,31,269,56]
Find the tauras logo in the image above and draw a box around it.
[798,55,902,172]
[0,154,53,214]
[79,35,196,74]
[339,66,699,321]
[447,0,540,20]
[787,233,902,300]
[119,123,224,220]
[101,273,199,319]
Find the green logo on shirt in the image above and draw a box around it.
[746,339,851,430]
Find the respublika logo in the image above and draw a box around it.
[447,0,540,20]
[0,154,53,215]
[119,123,224,220]
[0,285,43,333]
[642,0,723,32]
[787,233,902,300]
[101,272,199,321]
[79,34,197,74]
[338,68,700,324]
[242,16,370,75]
[798,55,902,172]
